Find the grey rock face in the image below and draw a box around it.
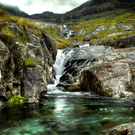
[59,46,135,100]
[22,65,47,103]
[0,40,9,69]
[0,23,57,104]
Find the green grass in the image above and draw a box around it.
[68,9,135,43]
[55,38,72,49]
[1,26,14,36]
[25,57,38,67]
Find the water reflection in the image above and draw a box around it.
[54,98,66,112]
[0,95,135,135]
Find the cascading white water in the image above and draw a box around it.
[79,44,89,48]
[66,30,72,40]
[47,49,74,93]
[53,50,65,85]
[63,25,72,40]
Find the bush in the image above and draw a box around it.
[6,96,26,107]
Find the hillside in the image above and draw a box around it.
[0,0,135,23]
[0,0,134,49]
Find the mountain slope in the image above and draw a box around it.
[0,0,135,23]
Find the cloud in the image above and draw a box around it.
[0,0,88,14]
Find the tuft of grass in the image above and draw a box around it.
[55,38,72,49]
[1,26,14,36]
[17,30,29,45]
[25,57,38,67]
[42,27,60,38]
[6,96,26,107]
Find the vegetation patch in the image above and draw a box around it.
[6,95,26,107]
[25,57,38,67]
[68,9,135,44]
[55,38,72,49]
[1,26,13,36]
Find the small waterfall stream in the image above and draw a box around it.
[47,49,74,94]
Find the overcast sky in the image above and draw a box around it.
[0,0,89,15]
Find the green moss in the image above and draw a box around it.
[119,41,123,47]
[25,57,38,67]
[6,96,26,107]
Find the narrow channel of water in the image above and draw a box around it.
[0,48,135,135]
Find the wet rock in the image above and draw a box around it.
[105,122,135,135]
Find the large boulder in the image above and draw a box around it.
[82,61,132,98]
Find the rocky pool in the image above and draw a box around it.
[0,92,135,135]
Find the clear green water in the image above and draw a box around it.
[0,92,135,135]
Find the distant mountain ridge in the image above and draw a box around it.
[0,3,29,18]
[0,0,135,23]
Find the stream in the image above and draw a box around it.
[0,47,135,135]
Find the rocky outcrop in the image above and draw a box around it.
[58,46,135,100]
[101,35,135,48]
[0,22,57,103]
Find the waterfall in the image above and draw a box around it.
[63,25,72,40]
[47,49,74,93]
[79,44,89,48]
[66,30,72,40]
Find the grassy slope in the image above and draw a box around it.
[0,7,135,49]
[68,9,135,44]
[0,8,71,49]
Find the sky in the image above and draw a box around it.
[0,0,89,15]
